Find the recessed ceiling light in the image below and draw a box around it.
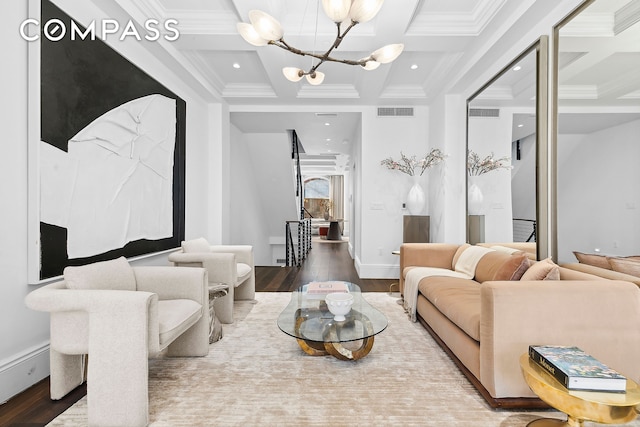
[513,65,522,71]
[233,63,241,69]
[326,138,331,142]
[517,124,524,128]
[410,64,418,70]
[324,122,330,126]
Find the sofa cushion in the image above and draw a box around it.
[64,256,136,291]
[521,257,560,280]
[182,237,211,253]
[158,299,203,348]
[573,251,611,269]
[418,276,481,342]
[607,257,640,277]
[237,262,252,285]
[474,251,530,283]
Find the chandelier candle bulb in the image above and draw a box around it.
[283,67,304,82]
[372,44,405,64]
[236,23,268,46]
[322,0,353,23]
[306,72,325,85]
[237,1,403,84]
[349,0,385,23]
[248,10,283,42]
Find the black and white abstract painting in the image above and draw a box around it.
[37,0,186,280]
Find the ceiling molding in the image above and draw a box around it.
[297,85,361,99]
[172,10,239,35]
[599,69,640,99]
[558,85,598,100]
[474,85,513,101]
[407,0,506,36]
[619,89,640,99]
[222,84,277,98]
[422,52,465,98]
[179,50,226,94]
[119,0,167,21]
[614,0,640,35]
[379,85,426,99]
[561,13,614,37]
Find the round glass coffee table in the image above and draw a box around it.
[277,282,388,360]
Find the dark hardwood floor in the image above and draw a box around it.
[0,239,395,426]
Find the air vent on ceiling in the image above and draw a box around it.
[469,108,500,118]
[315,113,338,117]
[377,107,414,117]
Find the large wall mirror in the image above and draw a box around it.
[466,37,549,260]
[553,0,640,263]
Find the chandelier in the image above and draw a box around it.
[237,0,404,85]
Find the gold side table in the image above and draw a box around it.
[519,353,640,426]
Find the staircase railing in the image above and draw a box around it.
[285,219,311,267]
[284,130,312,267]
[513,218,536,242]
[291,130,304,219]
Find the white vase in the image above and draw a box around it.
[406,176,426,215]
[468,175,484,215]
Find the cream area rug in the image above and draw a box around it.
[48,293,640,426]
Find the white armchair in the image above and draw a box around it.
[168,238,256,324]
[25,257,209,427]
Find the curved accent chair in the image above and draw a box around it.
[25,257,209,427]
[168,238,256,324]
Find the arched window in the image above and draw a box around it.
[304,177,330,199]
[304,177,330,218]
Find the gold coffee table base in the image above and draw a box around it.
[294,313,376,361]
[527,417,581,427]
[296,336,375,361]
[520,354,640,427]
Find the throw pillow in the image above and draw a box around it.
[607,257,640,277]
[490,245,522,255]
[573,251,611,270]
[520,258,560,281]
[451,243,471,269]
[64,256,136,290]
[182,237,211,253]
[474,251,530,282]
[454,245,494,277]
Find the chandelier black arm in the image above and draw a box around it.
[269,20,371,75]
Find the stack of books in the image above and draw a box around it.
[528,345,626,393]
[304,281,349,300]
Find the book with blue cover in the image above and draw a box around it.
[529,345,626,393]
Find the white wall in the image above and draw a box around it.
[0,1,219,402]
[557,119,640,263]
[429,93,467,244]
[356,106,430,278]
[468,113,514,242]
[228,127,296,265]
[228,130,298,266]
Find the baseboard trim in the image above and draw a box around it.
[354,259,399,279]
[0,342,50,404]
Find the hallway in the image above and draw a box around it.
[255,240,396,292]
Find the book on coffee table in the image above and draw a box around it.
[529,345,626,393]
[305,281,349,299]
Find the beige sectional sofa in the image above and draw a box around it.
[399,243,640,408]
[559,251,640,287]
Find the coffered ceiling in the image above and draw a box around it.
[141,0,507,106]
[106,0,639,172]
